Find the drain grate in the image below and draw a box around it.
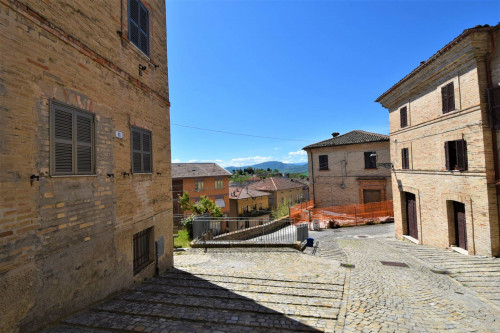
[380,261,408,268]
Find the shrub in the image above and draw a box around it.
[181,214,195,239]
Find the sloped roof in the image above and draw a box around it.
[172,163,231,179]
[303,130,389,149]
[247,177,305,192]
[229,187,270,200]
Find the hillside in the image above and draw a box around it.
[226,161,308,174]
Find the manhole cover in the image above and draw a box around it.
[380,261,408,267]
[355,235,369,238]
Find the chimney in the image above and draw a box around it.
[332,132,340,138]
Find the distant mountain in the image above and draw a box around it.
[226,161,308,174]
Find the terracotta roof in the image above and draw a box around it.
[229,187,270,200]
[247,177,305,192]
[376,24,499,103]
[172,163,231,179]
[303,130,389,149]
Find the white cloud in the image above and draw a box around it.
[288,150,307,156]
[223,156,273,167]
[172,158,182,163]
[274,147,280,150]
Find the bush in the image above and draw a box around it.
[181,214,195,239]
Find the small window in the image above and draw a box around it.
[214,179,224,190]
[259,203,263,210]
[319,155,329,170]
[401,148,409,170]
[129,0,149,56]
[194,179,205,192]
[252,204,257,210]
[400,106,408,128]
[364,152,377,169]
[133,227,153,274]
[441,82,455,114]
[488,86,500,129]
[445,140,467,171]
[131,127,152,173]
[50,100,95,175]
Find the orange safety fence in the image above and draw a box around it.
[290,200,394,228]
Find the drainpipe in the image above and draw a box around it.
[308,149,316,205]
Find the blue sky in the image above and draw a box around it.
[166,0,499,167]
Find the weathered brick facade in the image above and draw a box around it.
[304,131,392,208]
[0,1,173,331]
[377,25,500,257]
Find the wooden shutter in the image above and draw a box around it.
[456,139,467,171]
[401,148,409,169]
[448,83,455,111]
[441,86,448,113]
[142,131,151,172]
[129,0,140,46]
[132,129,142,173]
[139,3,149,55]
[400,107,407,128]
[54,108,73,174]
[364,152,370,169]
[488,86,500,129]
[76,113,93,173]
[444,141,450,170]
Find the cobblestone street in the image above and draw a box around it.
[43,224,500,332]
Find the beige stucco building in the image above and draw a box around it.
[304,130,392,208]
[247,177,308,210]
[377,24,500,256]
[0,0,173,331]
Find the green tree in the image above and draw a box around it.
[178,192,222,217]
[272,200,291,219]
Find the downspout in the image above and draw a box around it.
[308,149,316,205]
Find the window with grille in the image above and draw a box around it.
[133,227,153,274]
[400,106,408,128]
[319,155,329,170]
[441,82,455,114]
[131,127,152,173]
[129,0,149,56]
[214,178,224,190]
[50,100,95,175]
[194,179,204,192]
[401,148,409,170]
[445,139,467,171]
[364,152,377,169]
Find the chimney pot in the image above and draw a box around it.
[332,132,340,137]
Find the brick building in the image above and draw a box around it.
[0,0,172,331]
[172,163,231,225]
[376,24,500,256]
[304,130,392,208]
[247,177,308,210]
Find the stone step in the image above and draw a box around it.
[92,299,328,332]
[42,325,113,333]
[147,279,342,298]
[119,291,340,319]
[62,310,308,332]
[135,283,340,307]
[159,273,342,291]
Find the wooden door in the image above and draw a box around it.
[453,202,467,250]
[406,192,418,239]
[363,190,381,204]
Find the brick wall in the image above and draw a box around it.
[178,176,230,214]
[307,141,392,207]
[0,1,173,331]
[378,28,500,256]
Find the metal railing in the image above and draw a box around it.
[192,216,308,247]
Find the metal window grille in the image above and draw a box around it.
[133,227,153,274]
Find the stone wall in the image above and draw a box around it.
[0,1,173,331]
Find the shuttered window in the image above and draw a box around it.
[445,139,467,171]
[441,82,455,113]
[129,0,149,56]
[400,106,408,128]
[50,101,95,175]
[401,148,409,170]
[364,152,377,169]
[319,155,329,170]
[131,127,152,173]
[488,86,500,129]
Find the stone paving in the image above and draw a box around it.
[42,224,500,332]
